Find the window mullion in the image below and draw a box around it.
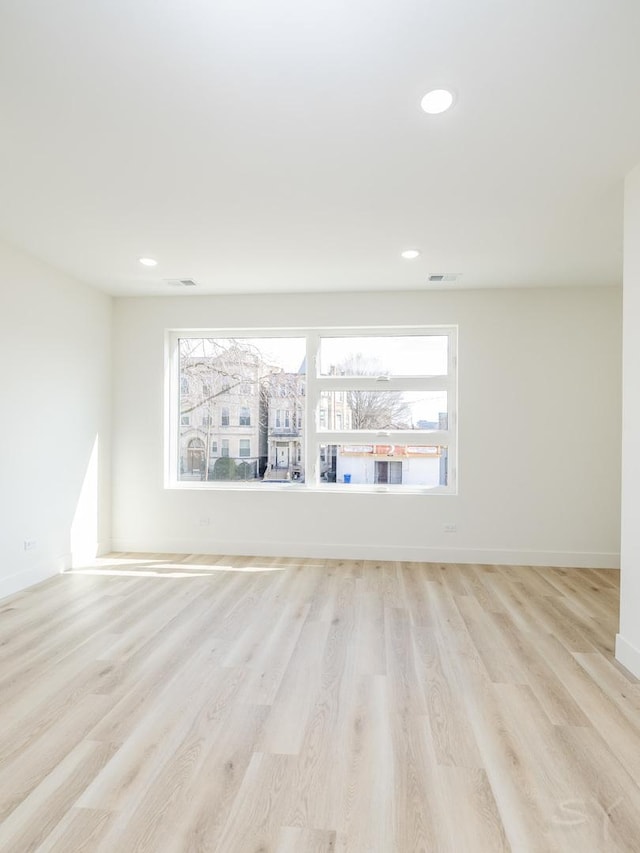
[316,430,450,445]
[305,332,320,487]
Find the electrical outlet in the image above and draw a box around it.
[443,524,457,534]
[24,539,37,551]
[198,517,211,527]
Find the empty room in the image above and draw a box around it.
[1,1,640,850]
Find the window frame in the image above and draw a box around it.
[166,326,457,493]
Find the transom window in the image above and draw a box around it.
[169,328,456,491]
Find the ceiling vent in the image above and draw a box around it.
[166,278,198,288]
[428,273,460,283]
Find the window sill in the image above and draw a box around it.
[166,480,456,495]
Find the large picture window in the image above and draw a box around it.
[168,327,456,491]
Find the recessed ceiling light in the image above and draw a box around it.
[139,257,158,267]
[401,249,421,260]
[420,89,454,115]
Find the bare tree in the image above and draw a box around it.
[180,338,275,415]
[337,354,412,429]
[179,338,283,479]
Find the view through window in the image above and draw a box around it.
[172,329,456,491]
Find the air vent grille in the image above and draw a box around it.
[428,273,460,283]
[166,278,198,288]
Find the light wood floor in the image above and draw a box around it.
[0,555,638,852]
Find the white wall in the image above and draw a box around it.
[617,163,640,677]
[0,240,111,598]
[112,286,621,567]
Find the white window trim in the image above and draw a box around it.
[166,326,457,494]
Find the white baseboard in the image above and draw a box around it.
[615,634,640,679]
[110,539,619,569]
[68,541,111,569]
[0,554,68,602]
[97,540,111,557]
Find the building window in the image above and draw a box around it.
[375,460,403,484]
[172,329,455,490]
[211,441,218,455]
[181,376,190,394]
[275,409,283,429]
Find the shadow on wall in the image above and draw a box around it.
[70,434,99,567]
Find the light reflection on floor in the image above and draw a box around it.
[65,554,327,578]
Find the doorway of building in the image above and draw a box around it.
[276,443,289,469]
[187,438,205,474]
[374,460,402,484]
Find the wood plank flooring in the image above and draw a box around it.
[0,555,638,852]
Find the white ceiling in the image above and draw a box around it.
[1,0,640,296]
